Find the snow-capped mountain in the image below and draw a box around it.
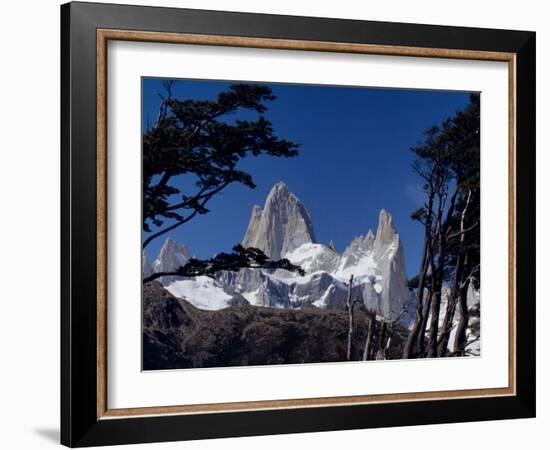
[144,182,414,320]
[242,181,316,259]
[151,238,191,285]
[153,238,191,272]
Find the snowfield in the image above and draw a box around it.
[166,276,233,310]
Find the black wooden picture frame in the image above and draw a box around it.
[61,1,535,447]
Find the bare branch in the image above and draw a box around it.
[460,263,480,289]
[143,181,231,249]
[447,220,479,240]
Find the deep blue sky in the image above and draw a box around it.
[142,78,473,278]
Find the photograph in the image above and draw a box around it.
[141,79,481,370]
[54,1,536,447]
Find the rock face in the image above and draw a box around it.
[340,231,375,271]
[149,183,413,322]
[153,238,191,272]
[374,209,396,256]
[142,250,153,278]
[152,238,191,284]
[242,182,316,259]
[372,210,410,318]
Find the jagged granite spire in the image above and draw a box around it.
[155,201,413,321]
[242,182,316,259]
[153,237,191,275]
[374,209,397,257]
[373,209,410,318]
[340,231,375,270]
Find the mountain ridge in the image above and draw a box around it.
[144,182,414,321]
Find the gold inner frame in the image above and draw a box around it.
[96,29,517,420]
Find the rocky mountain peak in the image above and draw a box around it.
[375,209,396,243]
[153,238,191,274]
[374,209,398,258]
[343,233,374,256]
[340,232,375,272]
[269,180,291,197]
[149,190,412,322]
[142,250,153,277]
[372,210,409,318]
[242,182,316,259]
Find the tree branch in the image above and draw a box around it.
[460,263,480,289]
[142,209,200,250]
[447,220,479,240]
[142,245,305,284]
[142,181,231,249]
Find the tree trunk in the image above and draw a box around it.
[426,194,451,359]
[453,279,471,355]
[437,289,458,357]
[437,258,463,356]
[415,289,433,356]
[375,321,387,360]
[363,311,375,361]
[384,336,393,360]
[403,239,431,359]
[426,240,444,358]
[438,190,472,356]
[403,191,435,360]
[426,282,442,358]
[346,275,354,361]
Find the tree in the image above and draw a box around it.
[344,275,365,361]
[403,94,480,359]
[142,82,304,283]
[143,245,305,284]
[362,309,377,361]
[438,189,480,356]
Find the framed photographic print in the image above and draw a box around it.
[61,1,536,447]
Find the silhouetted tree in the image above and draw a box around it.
[143,245,305,284]
[403,94,480,358]
[142,82,303,283]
